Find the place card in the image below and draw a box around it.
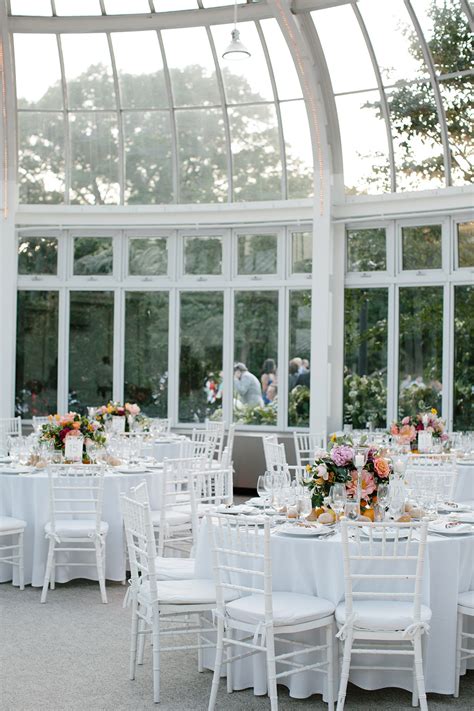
[418,431,432,452]
[64,434,84,462]
[111,416,126,433]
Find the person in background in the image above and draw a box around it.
[233,363,264,407]
[300,358,310,373]
[261,358,278,404]
[289,358,302,391]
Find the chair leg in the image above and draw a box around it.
[413,633,428,711]
[265,626,278,711]
[18,531,25,591]
[197,614,203,673]
[129,597,139,680]
[226,626,233,694]
[137,616,146,665]
[336,629,354,711]
[151,606,160,704]
[95,539,107,604]
[208,618,225,711]
[412,660,419,707]
[41,538,55,603]
[326,622,335,711]
[455,610,462,698]
[50,545,55,590]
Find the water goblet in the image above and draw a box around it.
[331,483,347,523]
[344,499,360,522]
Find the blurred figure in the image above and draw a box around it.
[234,363,264,407]
[300,359,310,373]
[289,358,302,391]
[261,358,278,404]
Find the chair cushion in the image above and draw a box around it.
[458,591,474,609]
[45,520,109,537]
[138,578,237,606]
[155,556,195,581]
[226,592,335,627]
[0,515,26,532]
[150,510,191,527]
[335,600,432,632]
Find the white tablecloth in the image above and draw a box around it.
[141,438,185,462]
[194,522,474,698]
[0,470,161,587]
[455,462,474,501]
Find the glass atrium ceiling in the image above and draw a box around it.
[7,0,474,204]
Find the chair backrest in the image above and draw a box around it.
[225,424,236,464]
[121,486,158,599]
[195,465,233,507]
[263,436,287,472]
[340,520,428,625]
[148,417,171,435]
[191,429,218,462]
[158,457,203,553]
[207,513,272,620]
[32,416,50,433]
[405,453,458,500]
[47,466,106,535]
[0,417,22,452]
[293,431,327,468]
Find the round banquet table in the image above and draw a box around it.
[140,436,185,462]
[194,520,474,699]
[455,461,474,501]
[0,468,161,587]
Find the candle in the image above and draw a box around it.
[355,454,365,468]
[394,458,405,473]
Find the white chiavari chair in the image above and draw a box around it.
[0,416,22,453]
[32,416,50,433]
[191,428,217,463]
[225,423,236,465]
[148,417,171,435]
[207,513,335,710]
[405,453,458,502]
[263,435,303,483]
[455,590,474,697]
[205,420,226,461]
[121,487,234,704]
[293,431,327,469]
[0,516,26,590]
[41,466,108,603]
[336,520,430,711]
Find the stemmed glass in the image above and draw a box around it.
[376,482,389,521]
[331,483,347,523]
[344,498,359,522]
[256,475,269,513]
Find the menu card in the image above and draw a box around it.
[65,434,84,462]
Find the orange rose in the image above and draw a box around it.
[374,457,390,478]
[72,422,81,430]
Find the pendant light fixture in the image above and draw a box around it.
[222,0,251,61]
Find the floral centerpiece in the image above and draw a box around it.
[39,412,106,462]
[304,435,392,511]
[95,401,142,432]
[390,409,448,446]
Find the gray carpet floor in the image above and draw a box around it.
[0,580,472,711]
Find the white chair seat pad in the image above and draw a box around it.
[155,556,195,581]
[336,600,432,632]
[150,510,191,526]
[226,592,335,627]
[45,520,109,537]
[138,578,237,605]
[458,591,474,609]
[0,515,26,532]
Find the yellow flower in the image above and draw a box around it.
[431,408,437,415]
[306,464,311,472]
[330,433,336,442]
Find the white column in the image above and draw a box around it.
[0,19,17,419]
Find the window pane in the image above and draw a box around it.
[73,238,113,276]
[291,231,312,274]
[128,238,168,277]
[458,221,474,268]
[11,0,51,15]
[123,111,173,205]
[440,77,474,186]
[347,228,386,272]
[162,27,220,107]
[398,287,443,416]
[55,0,101,15]
[18,112,65,204]
[104,0,150,13]
[125,292,169,417]
[18,237,58,275]
[234,291,278,425]
[280,100,313,199]
[453,285,474,430]
[288,290,311,427]
[260,19,302,101]
[111,32,168,109]
[61,34,115,110]
[69,291,114,411]
[344,288,388,428]
[69,112,119,205]
[179,292,224,423]
[176,108,227,203]
[184,236,222,275]
[14,34,62,110]
[237,233,277,275]
[229,104,281,201]
[15,291,58,418]
[402,225,442,270]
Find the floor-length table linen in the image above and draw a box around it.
[194,522,474,699]
[455,462,474,501]
[0,470,161,587]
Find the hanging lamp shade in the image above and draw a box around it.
[222,28,251,61]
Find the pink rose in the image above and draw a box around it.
[374,457,390,478]
[346,470,376,499]
[402,416,410,425]
[316,464,329,481]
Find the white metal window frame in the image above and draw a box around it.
[178,228,228,282]
[344,213,474,430]
[124,229,175,283]
[287,226,314,282]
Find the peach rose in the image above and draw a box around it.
[374,457,390,478]
[72,421,81,430]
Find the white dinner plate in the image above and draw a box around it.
[428,521,473,536]
[245,497,269,508]
[457,460,474,466]
[448,512,474,524]
[216,504,260,515]
[0,456,12,464]
[0,466,31,475]
[360,527,410,541]
[116,466,151,475]
[274,522,333,537]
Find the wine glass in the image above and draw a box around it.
[377,483,389,520]
[331,483,347,522]
[344,499,359,521]
[256,475,269,512]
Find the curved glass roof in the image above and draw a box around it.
[7,0,473,204]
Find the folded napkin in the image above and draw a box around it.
[438,501,472,513]
[448,512,474,524]
[216,504,259,515]
[429,520,472,535]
